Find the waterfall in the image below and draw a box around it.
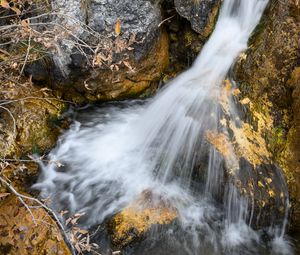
[34,0,294,254]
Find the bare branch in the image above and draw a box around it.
[20,30,32,76]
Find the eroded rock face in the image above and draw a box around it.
[0,195,71,255]
[25,0,169,102]
[174,0,220,36]
[234,0,300,230]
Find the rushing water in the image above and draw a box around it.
[34,0,294,254]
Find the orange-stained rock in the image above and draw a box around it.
[0,195,71,255]
[108,190,177,248]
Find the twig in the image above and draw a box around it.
[0,105,16,139]
[0,158,49,163]
[20,30,32,76]
[0,96,75,106]
[158,15,175,27]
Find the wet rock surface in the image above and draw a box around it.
[206,80,289,229]
[234,0,300,230]
[108,190,177,248]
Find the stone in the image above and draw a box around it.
[174,0,220,36]
[108,190,177,248]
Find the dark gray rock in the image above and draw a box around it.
[86,0,161,58]
[174,0,220,35]
[26,0,168,102]
[48,0,162,75]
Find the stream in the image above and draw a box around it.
[34,0,295,254]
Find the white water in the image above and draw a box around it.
[34,0,294,254]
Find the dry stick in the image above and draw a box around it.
[20,30,32,76]
[0,105,16,139]
[0,96,76,106]
[158,15,176,27]
[0,158,49,163]
[27,11,106,39]
[0,176,76,255]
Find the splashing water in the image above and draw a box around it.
[34,0,294,254]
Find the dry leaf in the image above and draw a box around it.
[0,0,10,9]
[115,18,121,36]
[11,6,21,15]
[123,60,133,70]
[0,193,10,198]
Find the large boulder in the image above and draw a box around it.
[25,0,169,102]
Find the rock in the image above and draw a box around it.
[0,195,71,255]
[283,67,300,230]
[0,80,66,159]
[25,0,169,102]
[108,190,177,248]
[233,0,300,230]
[206,80,288,228]
[174,0,220,36]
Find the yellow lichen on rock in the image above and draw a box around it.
[206,131,231,157]
[0,195,71,255]
[228,120,271,167]
[109,190,177,248]
[219,80,273,167]
[205,130,239,175]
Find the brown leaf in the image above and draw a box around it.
[21,19,29,28]
[123,60,133,70]
[0,0,10,9]
[11,6,21,15]
[0,193,10,198]
[115,18,121,36]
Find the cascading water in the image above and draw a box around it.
[34,0,294,254]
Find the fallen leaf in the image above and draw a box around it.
[115,18,121,36]
[0,193,10,198]
[11,6,21,15]
[0,0,10,9]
